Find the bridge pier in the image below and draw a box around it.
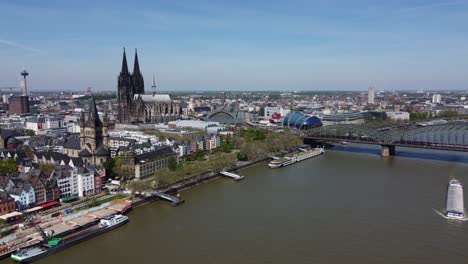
[381,145,396,157]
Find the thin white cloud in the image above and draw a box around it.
[399,0,468,13]
[0,39,41,53]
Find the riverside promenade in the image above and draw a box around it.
[131,155,274,208]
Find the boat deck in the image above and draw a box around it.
[107,199,132,213]
[66,215,99,227]
[45,223,77,237]
[88,208,118,219]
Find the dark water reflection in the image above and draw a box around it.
[331,144,468,163]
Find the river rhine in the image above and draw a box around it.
[5,146,468,263]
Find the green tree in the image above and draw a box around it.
[25,130,35,136]
[439,110,459,119]
[39,163,54,176]
[113,155,133,182]
[221,135,233,153]
[0,159,17,174]
[21,146,34,159]
[237,152,248,161]
[103,158,115,178]
[193,150,205,160]
[167,156,177,171]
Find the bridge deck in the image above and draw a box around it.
[304,122,468,151]
[305,137,468,152]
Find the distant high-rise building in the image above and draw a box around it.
[9,96,29,114]
[9,69,30,114]
[432,94,442,104]
[221,92,226,104]
[367,86,375,104]
[446,179,464,219]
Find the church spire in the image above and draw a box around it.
[121,47,129,74]
[90,97,98,116]
[88,97,102,128]
[132,48,145,94]
[134,48,140,74]
[151,74,156,95]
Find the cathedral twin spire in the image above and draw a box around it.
[121,48,129,74]
[121,47,141,74]
[133,48,141,75]
[120,48,144,95]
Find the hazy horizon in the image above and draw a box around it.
[2,0,468,91]
[27,88,468,94]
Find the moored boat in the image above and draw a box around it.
[11,214,129,263]
[268,147,324,168]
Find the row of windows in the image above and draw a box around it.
[141,158,170,177]
[0,203,15,214]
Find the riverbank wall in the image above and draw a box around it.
[131,155,273,208]
[131,146,305,208]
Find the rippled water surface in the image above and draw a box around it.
[3,147,468,264]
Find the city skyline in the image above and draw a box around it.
[2,0,468,91]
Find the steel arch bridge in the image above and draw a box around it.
[303,122,468,152]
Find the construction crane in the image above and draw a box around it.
[35,224,51,242]
[24,214,55,243]
[0,87,21,93]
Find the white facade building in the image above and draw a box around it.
[56,169,79,198]
[168,120,226,134]
[178,144,192,157]
[386,111,410,121]
[25,115,65,134]
[77,171,95,197]
[67,122,81,133]
[108,130,159,144]
[208,135,221,150]
[9,186,35,209]
[368,86,375,104]
[57,167,95,198]
[264,106,290,118]
[432,94,442,104]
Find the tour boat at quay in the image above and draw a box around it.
[268,147,324,168]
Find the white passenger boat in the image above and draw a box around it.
[268,147,324,168]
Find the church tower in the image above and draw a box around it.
[79,97,110,166]
[102,111,109,146]
[117,48,133,123]
[132,49,145,95]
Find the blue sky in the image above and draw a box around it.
[1,0,468,91]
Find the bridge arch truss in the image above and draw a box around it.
[304,122,468,149]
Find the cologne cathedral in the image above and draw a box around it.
[117,49,181,124]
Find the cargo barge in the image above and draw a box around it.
[11,214,128,263]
